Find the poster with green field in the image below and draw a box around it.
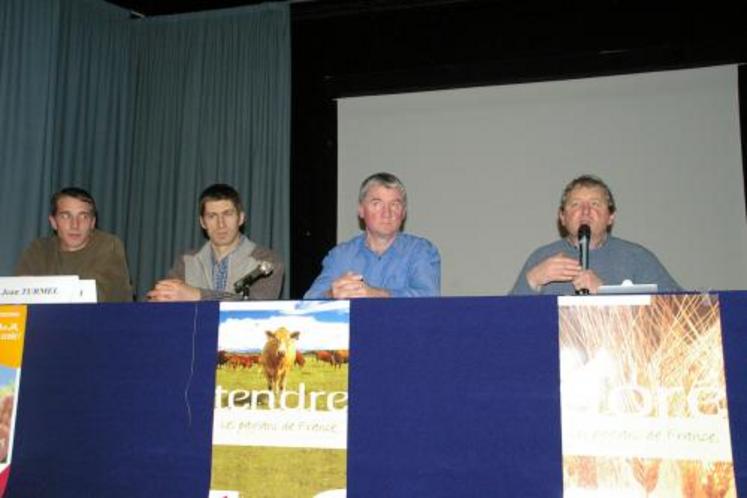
[209,301,349,498]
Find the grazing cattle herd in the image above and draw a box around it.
[217,350,260,370]
[216,330,349,407]
[216,327,350,407]
[218,345,350,372]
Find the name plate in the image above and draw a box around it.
[0,276,97,304]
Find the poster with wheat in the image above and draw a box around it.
[559,294,737,498]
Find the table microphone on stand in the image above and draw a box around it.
[576,224,591,295]
[234,261,274,300]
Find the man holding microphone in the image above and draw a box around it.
[510,175,680,295]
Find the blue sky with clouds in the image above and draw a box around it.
[218,301,349,352]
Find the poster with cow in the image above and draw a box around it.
[558,294,737,498]
[210,300,349,498]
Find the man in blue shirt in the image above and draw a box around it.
[510,175,680,295]
[304,172,441,299]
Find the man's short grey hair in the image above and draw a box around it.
[358,172,407,208]
[559,174,616,214]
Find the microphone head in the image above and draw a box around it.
[257,261,274,276]
[234,261,275,294]
[578,224,591,241]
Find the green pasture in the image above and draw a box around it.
[210,445,345,498]
[216,353,348,411]
[212,354,348,496]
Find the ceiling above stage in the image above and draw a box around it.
[104,0,283,17]
[102,0,493,18]
[101,0,746,55]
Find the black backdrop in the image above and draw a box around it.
[289,2,747,297]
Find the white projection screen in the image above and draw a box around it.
[337,65,746,296]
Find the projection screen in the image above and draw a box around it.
[337,65,746,295]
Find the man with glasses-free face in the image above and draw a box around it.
[147,183,284,301]
[15,187,133,302]
[49,195,97,252]
[304,172,441,299]
[509,175,681,295]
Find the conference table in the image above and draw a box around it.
[3,293,746,497]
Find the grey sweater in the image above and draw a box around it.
[510,236,681,295]
[167,236,284,300]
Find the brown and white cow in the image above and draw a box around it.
[261,327,300,397]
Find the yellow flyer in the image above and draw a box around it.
[1,305,27,497]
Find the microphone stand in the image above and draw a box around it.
[236,280,254,300]
[233,261,274,301]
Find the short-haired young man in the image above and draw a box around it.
[15,187,133,302]
[147,184,283,301]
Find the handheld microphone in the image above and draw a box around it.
[576,224,591,295]
[234,261,274,296]
[578,224,590,270]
